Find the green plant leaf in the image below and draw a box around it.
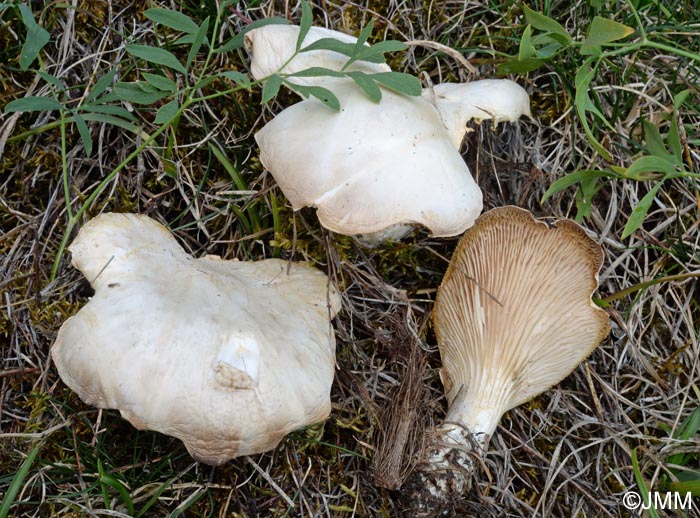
[667,116,683,163]
[574,64,613,160]
[260,74,283,104]
[541,169,615,203]
[354,18,374,49]
[673,89,691,110]
[353,40,407,63]
[518,25,535,61]
[296,0,313,51]
[219,70,252,90]
[624,155,676,179]
[78,103,137,122]
[370,72,421,96]
[142,72,177,92]
[531,34,563,59]
[17,4,50,70]
[209,142,247,191]
[86,69,119,102]
[286,66,344,78]
[347,71,382,102]
[169,487,205,517]
[574,175,604,221]
[522,5,573,44]
[287,83,340,111]
[667,482,700,497]
[300,38,355,54]
[581,16,635,55]
[126,44,186,74]
[154,99,179,124]
[215,17,290,53]
[622,182,663,239]
[0,444,40,518]
[80,113,140,132]
[300,38,401,64]
[73,112,93,156]
[37,71,64,90]
[135,477,178,518]
[4,96,63,112]
[186,17,209,71]
[642,119,668,158]
[114,82,168,104]
[144,8,199,33]
[665,408,700,467]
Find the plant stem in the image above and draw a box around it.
[60,111,72,220]
[644,40,700,63]
[49,100,192,281]
[602,272,700,304]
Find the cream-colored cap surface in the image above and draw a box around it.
[52,213,340,464]
[255,81,483,238]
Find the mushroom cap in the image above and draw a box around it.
[433,206,610,437]
[254,81,483,237]
[245,24,390,88]
[423,79,531,148]
[52,213,340,465]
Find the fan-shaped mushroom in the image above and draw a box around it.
[247,24,531,240]
[407,206,610,512]
[52,213,340,465]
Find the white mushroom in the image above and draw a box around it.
[255,81,483,239]
[247,24,531,241]
[52,213,340,465]
[423,79,532,148]
[245,24,390,88]
[407,206,610,513]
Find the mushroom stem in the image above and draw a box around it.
[405,422,486,515]
[405,387,504,514]
[403,207,611,513]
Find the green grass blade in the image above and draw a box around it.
[169,487,205,517]
[100,472,135,516]
[0,444,41,518]
[632,448,660,518]
[135,477,178,518]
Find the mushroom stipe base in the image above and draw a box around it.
[404,422,487,515]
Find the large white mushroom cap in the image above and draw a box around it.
[247,24,531,240]
[255,81,483,238]
[52,213,340,465]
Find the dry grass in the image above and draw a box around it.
[1,0,699,517]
